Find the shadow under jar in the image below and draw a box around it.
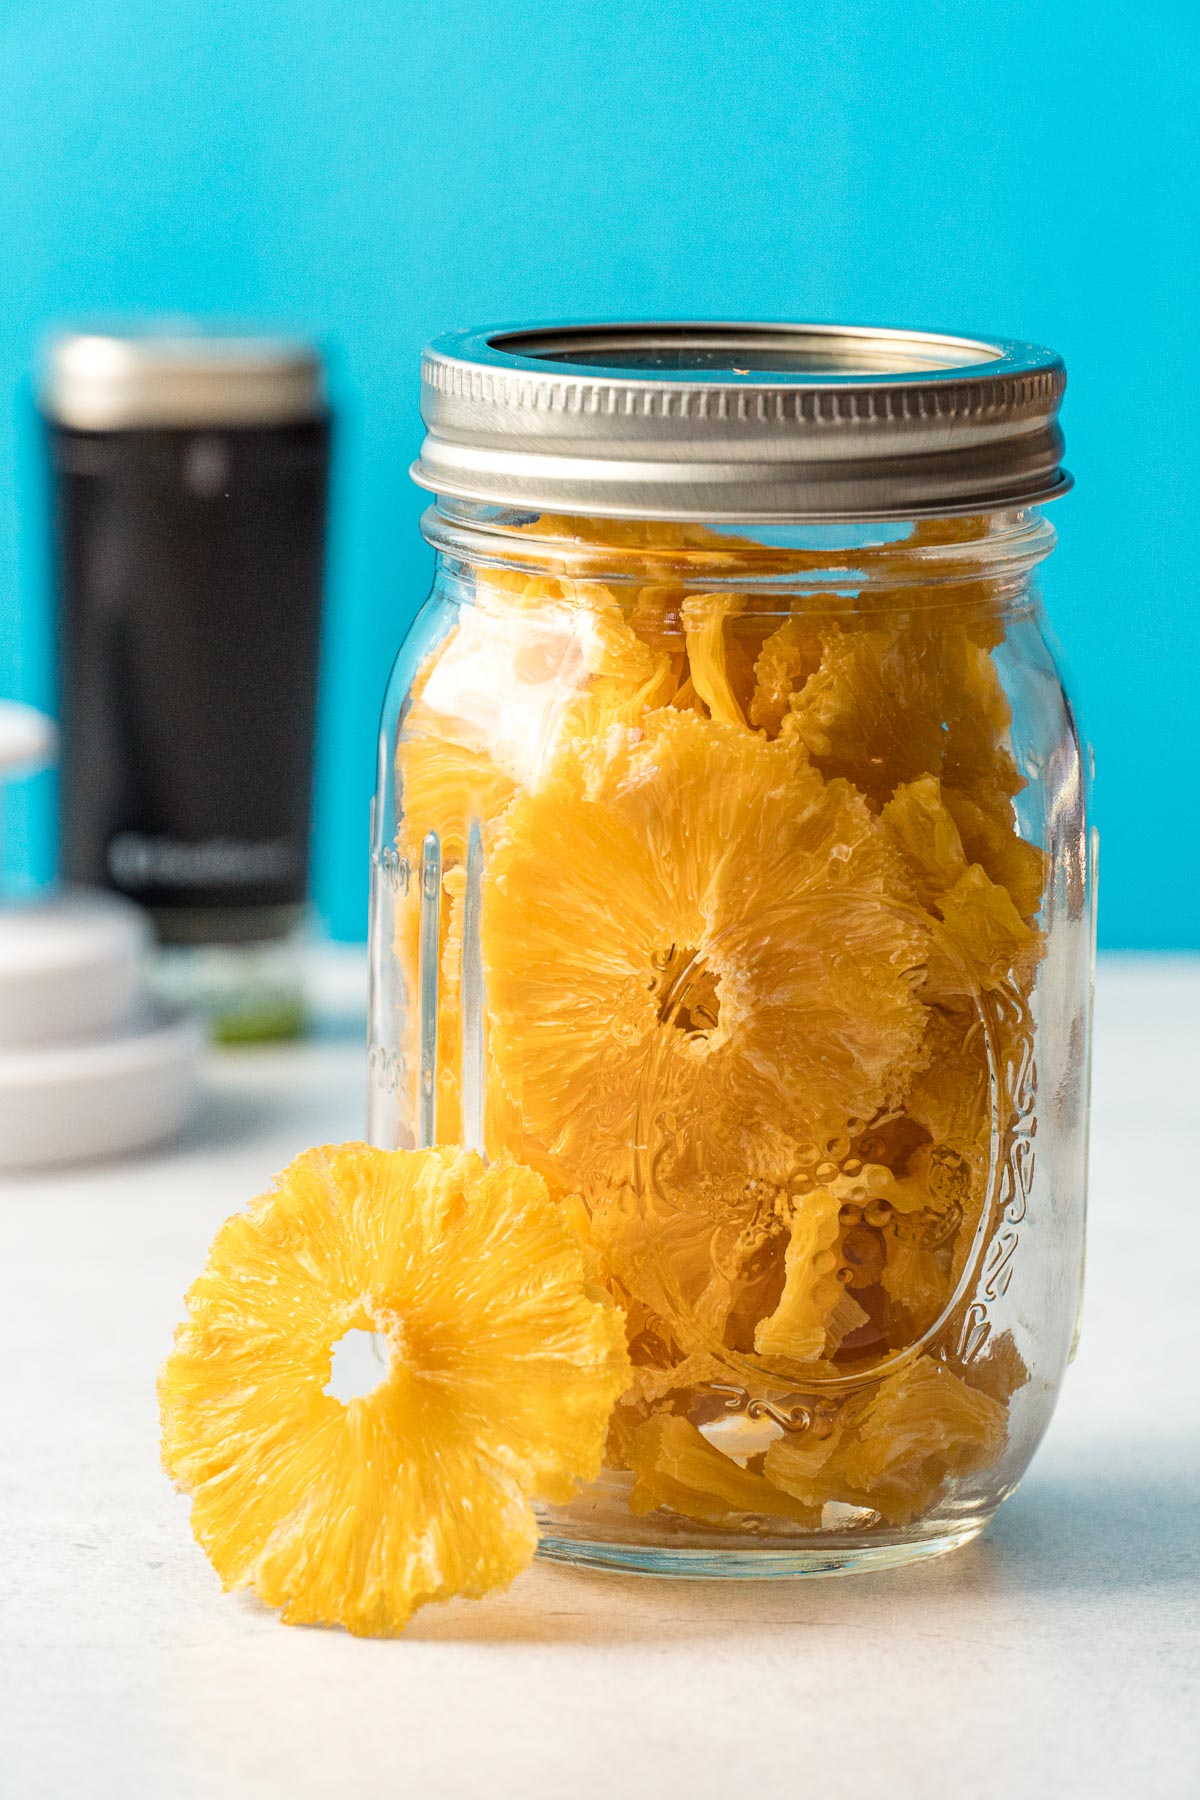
[369,323,1093,1577]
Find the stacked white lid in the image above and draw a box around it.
[0,703,201,1169]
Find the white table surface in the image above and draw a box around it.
[2,951,1198,1800]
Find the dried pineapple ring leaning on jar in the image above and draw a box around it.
[160,1145,630,1634]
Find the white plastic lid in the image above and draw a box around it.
[0,703,150,1045]
[0,1005,203,1170]
[0,702,202,1165]
[0,888,149,1047]
[0,701,56,776]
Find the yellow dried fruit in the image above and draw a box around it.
[754,1189,868,1364]
[903,1005,993,1152]
[780,617,1022,823]
[399,569,674,834]
[936,864,1041,998]
[483,706,929,1188]
[764,1356,1007,1525]
[942,786,1047,926]
[681,591,778,727]
[749,617,824,734]
[159,1145,630,1635]
[880,1226,951,1335]
[882,776,972,907]
[392,572,678,1145]
[619,1413,820,1528]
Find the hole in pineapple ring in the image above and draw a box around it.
[326,1328,391,1404]
[650,943,722,1037]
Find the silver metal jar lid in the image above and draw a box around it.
[412,321,1070,522]
[41,324,326,430]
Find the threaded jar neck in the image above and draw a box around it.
[422,500,1055,612]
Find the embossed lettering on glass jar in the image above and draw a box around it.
[369,323,1092,1576]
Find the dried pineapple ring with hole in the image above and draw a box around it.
[483,706,930,1191]
[483,707,934,1378]
[159,1145,631,1636]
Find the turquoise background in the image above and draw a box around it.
[0,1,1195,946]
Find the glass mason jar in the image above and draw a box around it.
[369,324,1092,1576]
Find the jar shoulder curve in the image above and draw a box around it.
[994,599,1090,874]
[378,576,461,731]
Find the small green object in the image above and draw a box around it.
[211,996,307,1045]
